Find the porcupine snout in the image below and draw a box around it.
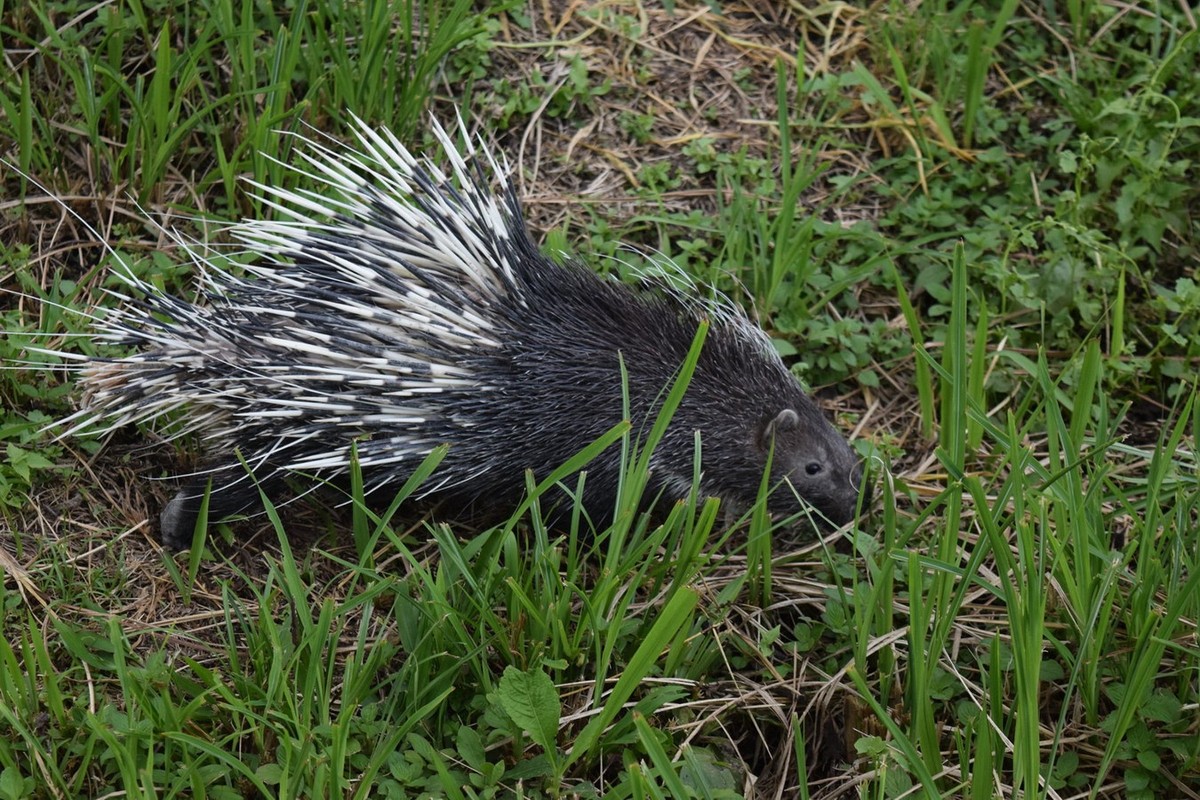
[760,406,868,527]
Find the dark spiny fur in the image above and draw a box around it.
[66,116,866,549]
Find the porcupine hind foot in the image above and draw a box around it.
[159,490,204,551]
[158,469,286,550]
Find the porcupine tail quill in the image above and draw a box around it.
[68,115,531,478]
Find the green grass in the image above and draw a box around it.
[2,0,1199,798]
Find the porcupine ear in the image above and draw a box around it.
[757,408,800,451]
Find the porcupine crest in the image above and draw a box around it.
[65,114,865,549]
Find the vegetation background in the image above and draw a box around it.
[1,0,1198,797]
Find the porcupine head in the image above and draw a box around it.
[63,114,866,549]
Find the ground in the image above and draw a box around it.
[1,1,1198,798]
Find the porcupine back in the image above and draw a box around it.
[65,115,865,550]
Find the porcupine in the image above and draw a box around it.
[61,115,866,550]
